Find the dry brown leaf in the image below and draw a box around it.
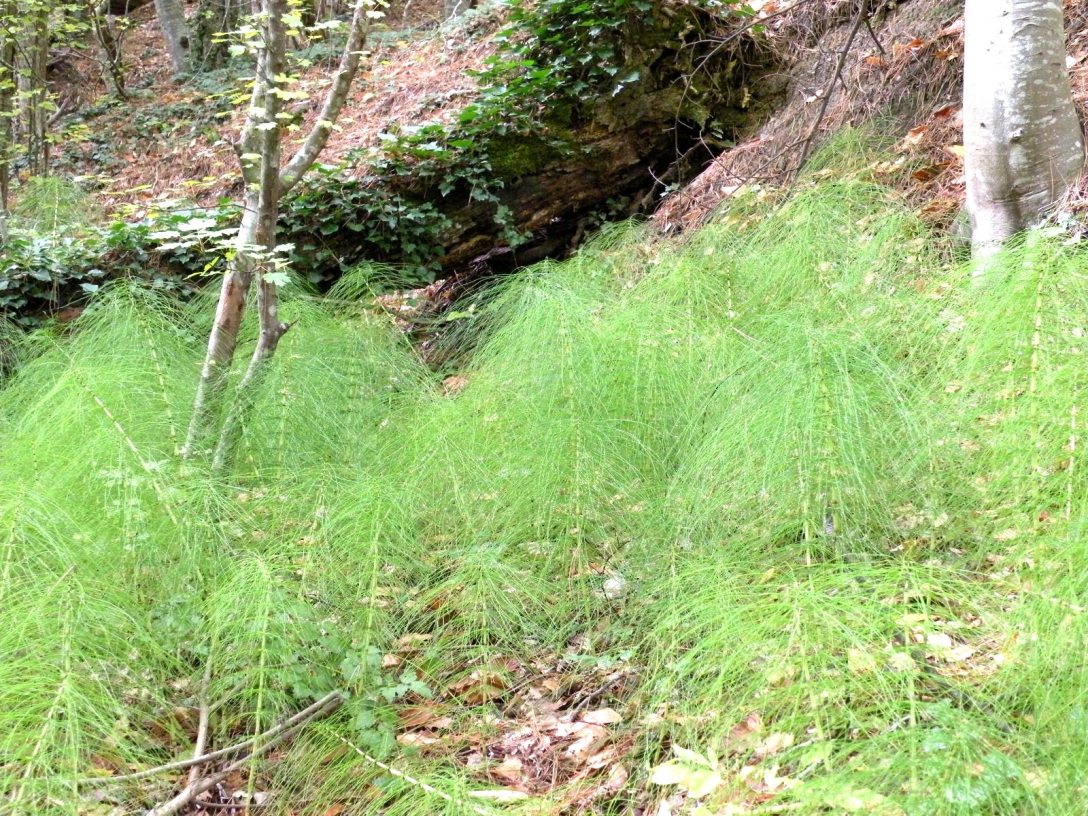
[602,762,629,792]
[490,756,526,786]
[397,633,433,650]
[581,707,623,725]
[757,732,795,757]
[397,731,441,746]
[399,704,444,729]
[565,724,609,763]
[903,124,928,145]
[939,17,965,38]
[586,746,618,769]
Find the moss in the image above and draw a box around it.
[485,134,567,179]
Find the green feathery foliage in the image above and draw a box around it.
[9,166,1088,815]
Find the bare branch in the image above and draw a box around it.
[84,691,344,786]
[278,0,369,197]
[144,693,343,816]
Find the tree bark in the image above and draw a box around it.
[153,0,191,75]
[0,0,15,242]
[16,4,49,176]
[964,0,1085,261]
[183,0,371,461]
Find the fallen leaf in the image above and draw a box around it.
[490,756,525,786]
[398,704,444,729]
[938,17,964,37]
[396,731,440,746]
[926,632,954,650]
[757,732,795,757]
[565,724,609,762]
[651,762,689,785]
[602,762,628,792]
[848,648,878,674]
[581,707,623,725]
[686,768,723,798]
[671,746,712,767]
[903,124,928,146]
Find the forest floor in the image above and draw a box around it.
[54,0,495,213]
[9,2,1088,816]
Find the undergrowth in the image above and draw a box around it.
[5,173,1088,815]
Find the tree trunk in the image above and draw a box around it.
[443,0,473,20]
[964,0,1085,261]
[181,199,261,458]
[183,0,371,462]
[89,0,127,97]
[288,76,782,303]
[0,0,14,242]
[153,0,190,75]
[17,4,49,177]
[191,0,239,70]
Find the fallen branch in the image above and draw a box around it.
[793,0,871,177]
[83,690,343,786]
[187,659,213,788]
[144,692,344,816]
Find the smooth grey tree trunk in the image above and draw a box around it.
[444,0,473,19]
[964,0,1085,262]
[153,0,190,74]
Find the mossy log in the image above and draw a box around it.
[294,10,787,298]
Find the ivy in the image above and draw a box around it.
[269,0,754,291]
[0,207,219,326]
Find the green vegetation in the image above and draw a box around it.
[5,174,1088,815]
[0,192,215,326]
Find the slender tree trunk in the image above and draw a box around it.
[192,0,238,70]
[443,0,474,20]
[153,0,190,74]
[209,0,288,468]
[89,0,128,97]
[183,0,371,463]
[0,0,15,242]
[17,4,49,176]
[181,200,261,458]
[964,0,1085,261]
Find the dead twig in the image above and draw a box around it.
[793,0,871,178]
[143,692,344,816]
[83,690,343,786]
[187,659,214,788]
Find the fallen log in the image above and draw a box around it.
[283,2,789,299]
